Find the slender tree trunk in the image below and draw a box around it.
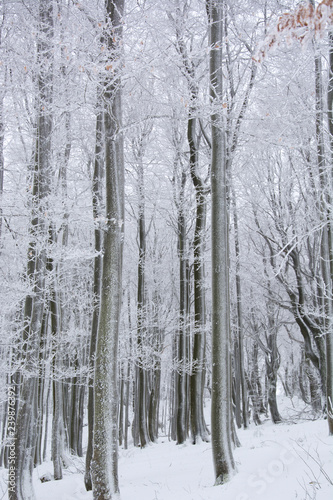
[124,289,132,450]
[147,290,162,442]
[325,28,333,435]
[265,331,282,423]
[118,364,125,446]
[232,193,248,429]
[133,147,149,448]
[10,2,54,498]
[190,182,208,443]
[188,116,209,445]
[207,0,235,485]
[50,293,64,478]
[248,339,262,425]
[172,8,208,443]
[43,378,51,461]
[314,42,328,400]
[263,270,282,424]
[45,224,66,479]
[148,359,161,442]
[91,1,124,497]
[34,313,47,467]
[84,106,104,491]
[176,170,188,445]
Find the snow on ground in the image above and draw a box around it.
[1,396,332,500]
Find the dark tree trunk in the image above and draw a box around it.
[176,170,188,445]
[133,150,149,448]
[172,6,208,444]
[10,2,54,498]
[91,1,125,497]
[84,107,104,490]
[232,194,249,429]
[207,0,235,484]
[325,29,333,435]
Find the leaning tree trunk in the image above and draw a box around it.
[207,0,236,485]
[9,2,54,499]
[91,1,125,498]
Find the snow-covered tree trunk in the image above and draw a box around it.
[232,193,248,430]
[207,0,236,485]
[326,28,333,436]
[265,280,282,424]
[169,4,209,444]
[132,129,150,448]
[49,259,64,479]
[9,1,54,498]
[91,0,124,498]
[176,168,189,445]
[85,103,104,491]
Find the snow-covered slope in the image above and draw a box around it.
[1,398,332,500]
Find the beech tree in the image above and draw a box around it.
[207,0,236,485]
[255,0,333,433]
[1,2,333,498]
[170,1,210,444]
[10,1,54,498]
[90,0,125,498]
[84,96,104,490]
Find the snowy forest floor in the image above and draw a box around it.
[1,395,332,500]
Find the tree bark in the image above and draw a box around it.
[207,0,236,485]
[172,6,209,443]
[325,28,333,435]
[85,104,104,491]
[176,169,188,445]
[232,193,249,429]
[133,132,150,448]
[10,2,54,498]
[91,1,124,498]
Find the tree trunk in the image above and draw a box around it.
[176,170,188,445]
[172,7,208,444]
[265,336,282,424]
[124,289,132,450]
[91,1,124,497]
[148,291,162,442]
[85,106,104,490]
[10,2,54,498]
[34,313,47,467]
[265,279,282,424]
[325,28,333,435]
[232,193,249,429]
[133,142,149,448]
[207,0,235,485]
